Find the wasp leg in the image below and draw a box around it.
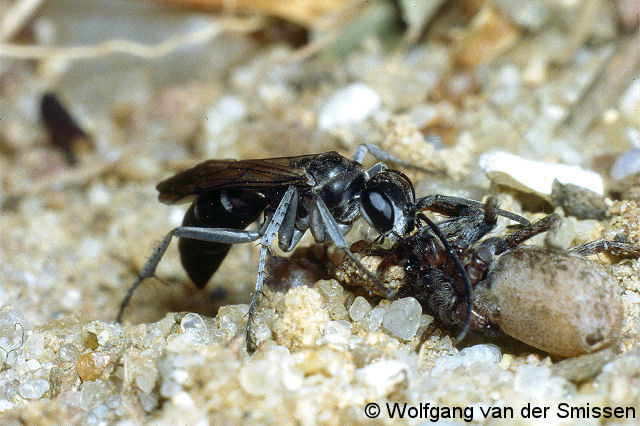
[313,195,393,299]
[116,227,261,323]
[502,214,560,249]
[246,186,298,353]
[364,161,387,177]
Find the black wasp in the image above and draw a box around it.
[116,144,525,352]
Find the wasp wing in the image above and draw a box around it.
[157,156,314,204]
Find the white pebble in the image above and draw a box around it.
[349,296,371,321]
[80,380,112,410]
[458,344,502,365]
[18,379,50,399]
[238,360,280,396]
[382,297,422,340]
[135,364,158,394]
[431,355,463,376]
[97,330,111,346]
[138,390,158,412]
[363,308,385,332]
[317,83,381,131]
[514,364,569,399]
[355,360,407,396]
[431,344,501,376]
[171,390,196,408]
[180,313,207,344]
[24,333,45,360]
[160,380,181,399]
[319,320,351,345]
[479,150,604,198]
[25,359,41,371]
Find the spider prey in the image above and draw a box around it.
[117,145,527,352]
[341,196,640,357]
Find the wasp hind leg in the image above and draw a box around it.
[115,227,261,323]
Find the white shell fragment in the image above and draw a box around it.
[479,150,604,198]
[317,83,381,131]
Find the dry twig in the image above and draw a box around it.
[0,16,264,61]
[0,0,46,42]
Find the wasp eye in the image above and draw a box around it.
[361,190,394,233]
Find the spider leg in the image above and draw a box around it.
[568,239,640,257]
[417,213,473,342]
[418,194,530,225]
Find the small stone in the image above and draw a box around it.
[76,351,112,381]
[549,349,615,383]
[317,83,381,131]
[238,360,279,396]
[399,0,446,43]
[217,305,248,330]
[355,360,407,396]
[0,379,19,400]
[493,0,551,31]
[551,180,609,220]
[135,364,159,394]
[362,307,385,332]
[80,379,113,410]
[430,355,463,376]
[59,390,82,408]
[23,332,45,360]
[18,379,50,399]
[458,344,502,365]
[382,298,422,340]
[514,364,569,399]
[84,321,115,347]
[180,313,207,344]
[144,313,176,346]
[0,400,15,411]
[349,296,371,321]
[320,320,352,345]
[315,279,344,301]
[87,184,111,206]
[58,344,80,363]
[137,390,159,412]
[479,150,604,199]
[294,347,354,378]
[25,359,41,371]
[273,287,329,349]
[489,64,521,106]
